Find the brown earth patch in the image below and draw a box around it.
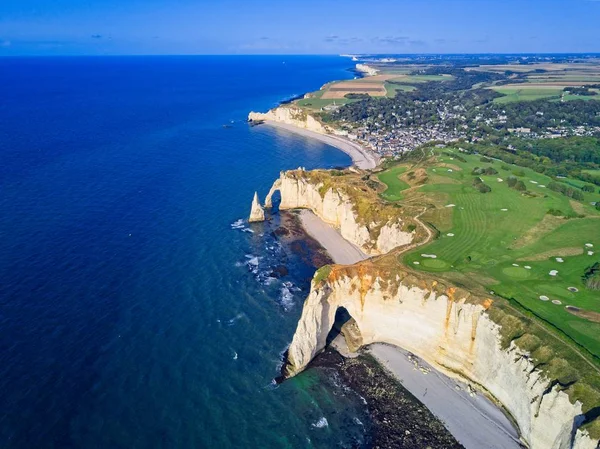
[420,207,453,233]
[428,173,462,185]
[401,168,428,186]
[322,81,386,99]
[510,214,567,249]
[437,163,462,171]
[517,247,584,262]
[570,200,587,216]
[566,307,600,324]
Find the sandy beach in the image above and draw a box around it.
[369,344,522,449]
[298,210,522,449]
[260,121,379,170]
[298,210,368,265]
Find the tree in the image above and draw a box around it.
[582,185,595,193]
[571,189,585,201]
[514,180,527,192]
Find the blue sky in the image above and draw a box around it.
[1,0,599,55]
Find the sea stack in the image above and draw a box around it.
[249,192,265,222]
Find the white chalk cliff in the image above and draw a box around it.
[249,106,329,134]
[355,63,379,76]
[284,267,599,449]
[249,192,265,222]
[248,167,599,448]
[262,171,415,255]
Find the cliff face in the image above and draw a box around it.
[263,171,414,255]
[248,106,329,134]
[355,63,379,76]
[285,266,599,449]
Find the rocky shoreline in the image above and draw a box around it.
[270,211,463,447]
[311,348,463,449]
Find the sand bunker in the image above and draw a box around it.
[530,180,538,184]
[586,243,594,248]
[413,261,420,265]
[524,266,532,270]
[539,185,546,188]
[512,263,519,267]
[540,295,549,301]
[421,254,437,259]
[588,251,594,256]
[568,287,579,293]
[556,257,564,263]
[445,204,456,208]
[552,300,562,305]
[447,233,455,237]
[549,270,559,276]
[497,178,503,182]
[501,208,508,212]
[447,169,453,172]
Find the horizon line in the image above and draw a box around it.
[1,52,600,58]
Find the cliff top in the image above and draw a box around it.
[300,147,600,438]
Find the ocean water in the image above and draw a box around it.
[0,56,370,448]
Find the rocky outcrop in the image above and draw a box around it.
[263,171,415,255]
[284,266,599,449]
[249,106,328,134]
[249,192,265,223]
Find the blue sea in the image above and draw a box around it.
[0,56,370,448]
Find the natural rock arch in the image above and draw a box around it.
[264,178,282,209]
[283,272,597,449]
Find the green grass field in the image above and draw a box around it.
[378,150,600,358]
[561,93,600,102]
[295,97,357,110]
[491,87,564,103]
[384,83,416,97]
[492,86,600,103]
[378,166,409,201]
[294,88,358,110]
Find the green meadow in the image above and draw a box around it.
[377,166,409,200]
[378,149,600,358]
[491,87,564,103]
[492,86,600,103]
[384,82,416,97]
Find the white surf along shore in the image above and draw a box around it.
[299,209,522,449]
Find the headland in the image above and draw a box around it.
[246,54,600,449]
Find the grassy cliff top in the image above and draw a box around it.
[284,168,428,243]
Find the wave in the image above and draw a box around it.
[311,417,328,429]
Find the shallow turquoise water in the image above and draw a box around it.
[0,56,369,448]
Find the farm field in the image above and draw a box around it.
[295,72,453,109]
[384,82,416,97]
[491,86,564,103]
[377,149,600,358]
[490,85,600,103]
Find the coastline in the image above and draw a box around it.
[294,209,522,448]
[297,210,368,265]
[368,344,522,449]
[259,121,379,170]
